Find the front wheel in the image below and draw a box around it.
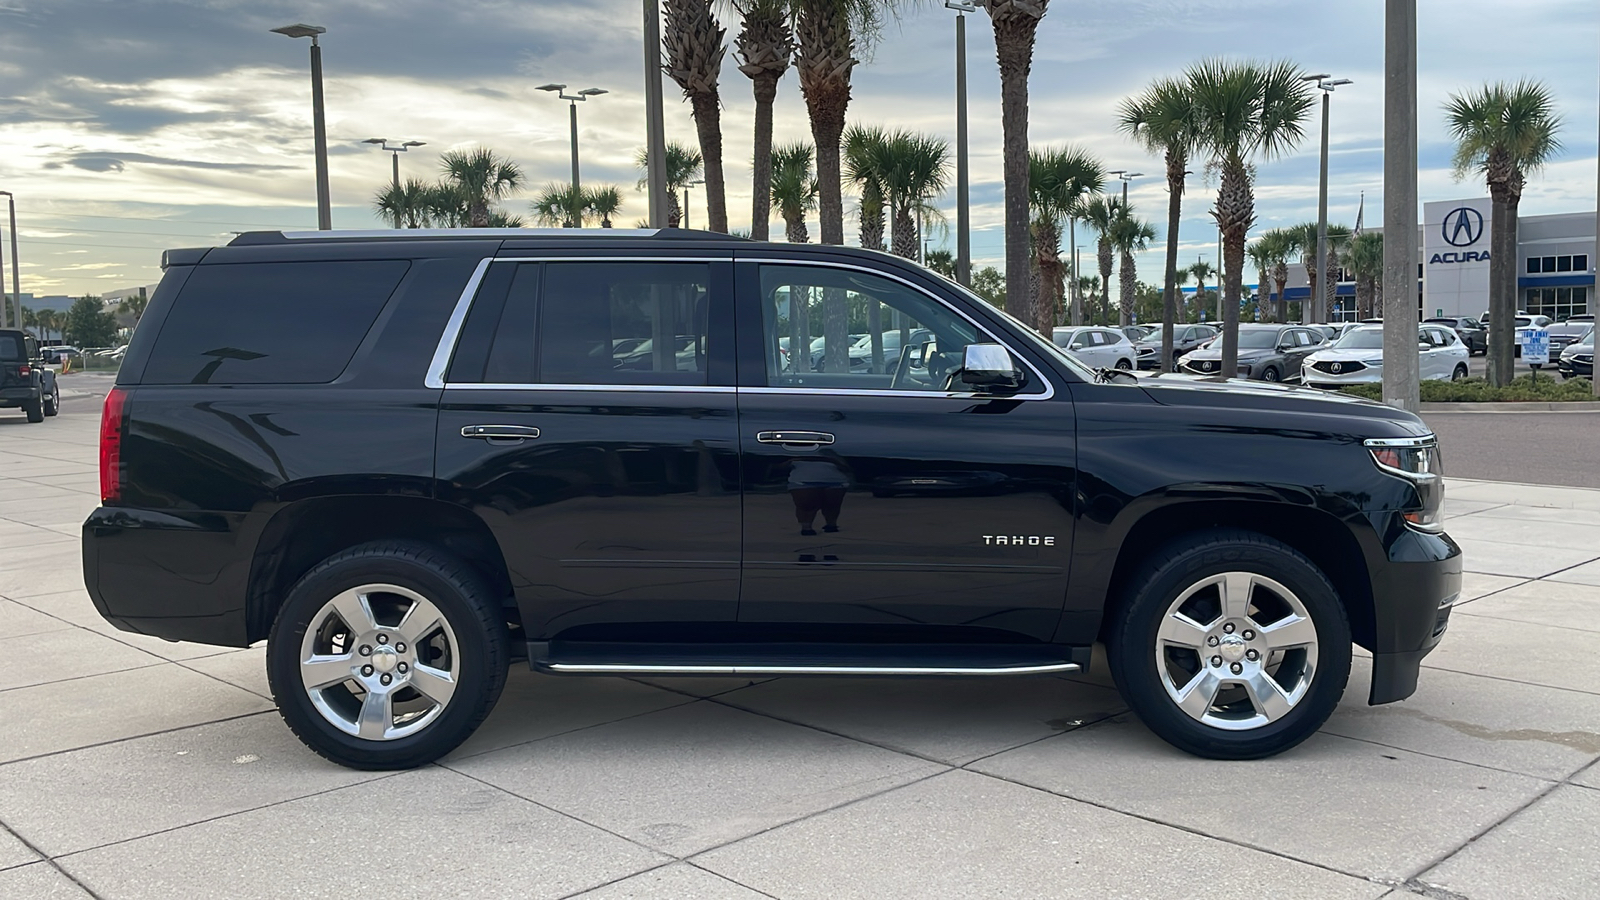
[43,384,59,417]
[267,541,510,770]
[1260,366,1280,383]
[1106,529,1351,760]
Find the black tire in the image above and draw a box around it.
[266,541,510,770]
[1452,363,1468,381]
[1261,366,1280,383]
[42,385,59,417]
[1115,358,1133,370]
[23,399,43,423]
[1106,529,1351,760]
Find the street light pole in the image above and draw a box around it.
[683,178,705,229]
[272,24,331,230]
[0,192,17,330]
[362,139,426,191]
[946,1,974,285]
[1382,0,1419,412]
[1304,74,1353,325]
[643,0,669,228]
[537,84,608,207]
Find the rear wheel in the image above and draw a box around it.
[1106,529,1350,759]
[267,541,510,770]
[22,398,43,423]
[42,384,59,417]
[1115,358,1133,370]
[1452,363,1468,381]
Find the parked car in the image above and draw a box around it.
[1557,327,1593,380]
[1051,326,1136,370]
[1545,320,1593,362]
[1133,323,1217,369]
[38,345,81,365]
[0,329,60,422]
[1480,312,1551,357]
[1303,323,1470,388]
[85,228,1460,770]
[1120,325,1153,343]
[1179,324,1326,382]
[1423,316,1487,355]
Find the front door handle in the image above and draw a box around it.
[461,424,541,443]
[757,430,835,447]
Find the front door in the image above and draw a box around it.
[434,257,741,638]
[733,260,1076,642]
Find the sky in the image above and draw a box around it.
[1,0,1597,298]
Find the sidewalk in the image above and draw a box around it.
[1,405,1597,899]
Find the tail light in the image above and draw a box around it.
[17,364,29,376]
[99,387,128,504]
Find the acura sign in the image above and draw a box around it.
[1424,198,1493,319]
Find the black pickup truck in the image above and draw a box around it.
[83,229,1460,769]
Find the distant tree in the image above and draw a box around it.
[970,266,1006,307]
[770,141,819,244]
[1344,231,1385,321]
[118,289,149,329]
[65,295,117,347]
[925,249,956,279]
[636,142,703,228]
[374,179,433,228]
[440,148,524,227]
[532,183,590,227]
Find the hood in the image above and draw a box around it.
[1133,373,1431,437]
[1305,346,1384,363]
[1184,345,1271,362]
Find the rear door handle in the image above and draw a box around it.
[461,424,541,443]
[756,430,835,446]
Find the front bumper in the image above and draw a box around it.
[1557,355,1593,378]
[1366,518,1462,704]
[1304,367,1382,388]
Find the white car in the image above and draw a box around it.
[1303,324,1470,388]
[1051,326,1136,370]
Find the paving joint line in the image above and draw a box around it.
[1,815,107,899]
[1320,730,1575,783]
[1417,662,1600,698]
[0,710,275,771]
[1398,764,1573,888]
[437,687,701,765]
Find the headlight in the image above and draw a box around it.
[1364,436,1443,530]
[1362,358,1384,367]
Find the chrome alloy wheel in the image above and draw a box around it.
[298,583,460,741]
[1153,571,1319,731]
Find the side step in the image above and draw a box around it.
[529,641,1085,677]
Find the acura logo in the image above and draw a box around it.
[1331,362,1343,373]
[1442,207,1484,247]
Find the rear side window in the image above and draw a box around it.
[142,260,409,384]
[0,334,21,361]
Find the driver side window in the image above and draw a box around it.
[757,264,989,392]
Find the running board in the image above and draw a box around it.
[528,641,1086,677]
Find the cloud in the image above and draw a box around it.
[51,151,295,174]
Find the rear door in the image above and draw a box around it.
[434,256,742,637]
[732,258,1076,641]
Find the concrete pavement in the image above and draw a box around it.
[0,375,1597,899]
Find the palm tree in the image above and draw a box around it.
[1111,212,1157,327]
[1445,80,1562,385]
[1321,223,1352,318]
[1029,146,1104,336]
[532,183,590,227]
[663,0,729,232]
[925,249,956,279]
[1345,231,1384,321]
[843,125,889,251]
[1288,222,1322,317]
[1083,196,1123,328]
[439,148,524,227]
[983,0,1051,321]
[792,0,885,246]
[635,142,703,228]
[1256,229,1297,323]
[1075,275,1100,322]
[587,186,624,228]
[734,0,794,241]
[417,182,471,228]
[1119,75,1202,371]
[1188,58,1315,377]
[1247,238,1273,324]
[1186,260,1215,323]
[1170,268,1190,322]
[770,142,818,244]
[373,178,432,228]
[877,131,951,262]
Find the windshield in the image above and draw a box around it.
[1138,326,1165,341]
[1235,330,1282,349]
[1332,328,1384,350]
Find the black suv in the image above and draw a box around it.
[1,329,60,422]
[83,230,1460,770]
[1423,317,1486,356]
[1133,323,1217,370]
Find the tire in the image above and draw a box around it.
[1115,358,1133,370]
[1261,366,1280,383]
[1106,528,1351,760]
[23,399,43,423]
[266,541,510,770]
[1452,363,1468,381]
[42,385,59,417]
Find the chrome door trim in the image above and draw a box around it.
[424,257,493,389]
[425,255,733,389]
[443,382,737,394]
[756,430,835,445]
[736,257,1057,401]
[461,424,541,439]
[542,661,1082,676]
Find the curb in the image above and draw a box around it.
[1420,401,1600,413]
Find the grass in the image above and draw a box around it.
[1339,374,1596,402]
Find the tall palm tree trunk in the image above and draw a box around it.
[988,3,1045,323]
[663,0,729,233]
[689,94,729,232]
[1031,220,1061,336]
[749,75,779,240]
[1215,156,1254,376]
[1486,167,1521,386]
[1272,262,1288,325]
[1097,239,1113,327]
[793,1,853,374]
[784,212,809,244]
[1118,250,1136,327]
[1159,150,1185,371]
[890,203,917,260]
[859,187,886,251]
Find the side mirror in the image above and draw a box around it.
[1069,340,1085,350]
[960,343,1022,391]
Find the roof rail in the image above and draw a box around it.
[227,227,748,246]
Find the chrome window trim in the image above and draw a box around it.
[283,228,663,240]
[424,257,492,389]
[425,256,733,389]
[444,383,735,394]
[738,257,1057,401]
